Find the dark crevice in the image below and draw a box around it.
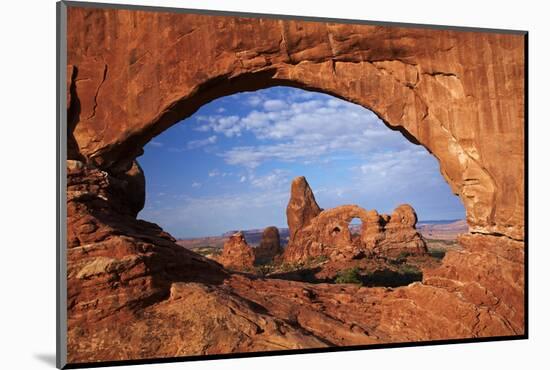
[67,65,85,161]
[86,64,108,121]
[470,231,524,242]
[368,58,418,67]
[423,71,459,78]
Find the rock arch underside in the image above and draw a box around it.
[65,6,525,364]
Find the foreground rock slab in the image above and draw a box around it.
[66,162,523,364]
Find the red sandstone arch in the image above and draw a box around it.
[64,5,525,364]
[312,205,373,247]
[290,205,375,259]
[67,7,524,241]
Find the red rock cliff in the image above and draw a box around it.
[64,4,525,364]
[67,7,525,239]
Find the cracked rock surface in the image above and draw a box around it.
[65,6,525,364]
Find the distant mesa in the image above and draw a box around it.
[417,219,468,240]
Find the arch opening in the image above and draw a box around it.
[79,65,496,241]
[136,86,466,286]
[348,217,362,237]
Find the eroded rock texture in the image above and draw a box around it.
[255,226,283,265]
[216,232,255,270]
[287,177,322,245]
[284,180,427,262]
[64,4,525,365]
[67,8,525,239]
[369,204,428,257]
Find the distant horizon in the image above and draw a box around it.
[138,86,465,238]
[172,217,467,240]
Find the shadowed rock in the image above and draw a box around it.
[255,226,283,265]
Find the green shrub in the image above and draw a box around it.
[398,264,422,277]
[279,261,302,273]
[396,251,411,260]
[428,248,446,260]
[335,267,363,285]
[195,246,221,257]
[360,266,422,287]
[425,239,458,247]
[255,264,276,276]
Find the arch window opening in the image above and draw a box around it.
[137,86,466,287]
[348,218,362,237]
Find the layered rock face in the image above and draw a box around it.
[255,226,283,265]
[64,5,525,365]
[67,8,525,240]
[216,232,255,270]
[284,178,427,262]
[66,160,230,361]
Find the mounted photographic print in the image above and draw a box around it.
[56,1,527,368]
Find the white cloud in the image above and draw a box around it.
[223,142,330,169]
[194,123,211,132]
[358,149,430,176]
[263,99,288,111]
[327,98,345,108]
[246,95,263,107]
[194,93,415,169]
[195,115,241,137]
[149,140,164,147]
[239,176,247,183]
[191,182,202,188]
[186,135,217,149]
[288,89,317,100]
[207,169,232,178]
[208,169,220,177]
[249,169,289,190]
[351,148,439,195]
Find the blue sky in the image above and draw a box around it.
[137,87,465,238]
